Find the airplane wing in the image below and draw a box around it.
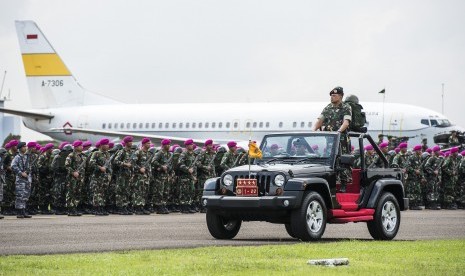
[0,107,54,120]
[50,127,232,145]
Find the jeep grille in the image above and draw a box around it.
[232,173,272,196]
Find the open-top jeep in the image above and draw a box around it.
[202,132,409,241]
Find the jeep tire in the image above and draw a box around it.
[206,210,242,239]
[290,191,327,241]
[367,192,401,240]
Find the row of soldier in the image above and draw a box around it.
[0,137,245,218]
[357,141,465,210]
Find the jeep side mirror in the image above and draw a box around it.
[340,154,355,166]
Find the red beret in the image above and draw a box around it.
[141,137,151,144]
[204,139,213,146]
[109,142,114,149]
[432,146,441,152]
[227,141,237,148]
[184,139,194,146]
[399,142,408,149]
[82,141,92,148]
[95,140,101,148]
[123,136,133,143]
[99,138,110,146]
[35,144,42,150]
[9,140,19,147]
[271,144,279,150]
[426,148,432,153]
[161,139,171,146]
[413,145,422,151]
[460,150,465,156]
[395,148,400,153]
[5,142,11,149]
[379,142,389,148]
[364,145,374,151]
[72,140,83,147]
[450,147,459,154]
[44,143,55,151]
[27,141,37,148]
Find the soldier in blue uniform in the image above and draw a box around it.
[11,142,32,218]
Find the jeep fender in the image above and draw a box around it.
[284,178,333,209]
[204,177,221,191]
[366,179,407,210]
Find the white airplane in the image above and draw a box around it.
[1,20,463,147]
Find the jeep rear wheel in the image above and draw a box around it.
[367,192,401,240]
[206,210,241,239]
[290,191,327,241]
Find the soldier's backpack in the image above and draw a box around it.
[344,95,367,133]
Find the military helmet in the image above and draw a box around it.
[113,143,123,151]
[52,149,61,156]
[344,94,359,104]
[62,144,74,152]
[387,150,396,156]
[0,148,6,155]
[236,147,245,154]
[174,147,183,154]
[149,147,156,154]
[421,152,430,161]
[194,147,202,155]
[217,146,227,153]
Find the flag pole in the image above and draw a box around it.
[381,88,385,135]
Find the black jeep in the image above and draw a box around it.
[201,132,409,241]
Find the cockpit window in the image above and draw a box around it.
[430,119,451,127]
[421,119,429,126]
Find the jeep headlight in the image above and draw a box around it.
[274,174,285,187]
[223,174,233,186]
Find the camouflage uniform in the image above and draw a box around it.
[51,152,69,213]
[214,148,226,176]
[89,150,111,209]
[37,152,54,213]
[196,149,216,209]
[177,150,197,210]
[65,150,86,211]
[2,151,16,212]
[131,149,152,211]
[169,149,182,211]
[11,152,32,210]
[151,149,172,212]
[457,157,465,208]
[405,152,425,208]
[441,155,458,209]
[113,147,134,211]
[220,150,237,171]
[318,102,352,190]
[423,154,442,208]
[27,151,40,214]
[80,149,94,212]
[0,153,5,205]
[105,149,119,212]
[392,152,408,175]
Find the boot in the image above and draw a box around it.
[200,206,207,213]
[17,209,32,219]
[55,207,66,215]
[181,205,190,214]
[101,207,109,216]
[94,206,103,216]
[27,206,38,215]
[188,204,197,213]
[172,204,181,213]
[67,208,75,216]
[134,206,144,215]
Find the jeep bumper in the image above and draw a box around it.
[202,191,302,210]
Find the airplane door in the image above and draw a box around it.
[388,113,404,136]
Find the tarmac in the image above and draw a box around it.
[1,209,464,255]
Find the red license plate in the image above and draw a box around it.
[236,179,258,197]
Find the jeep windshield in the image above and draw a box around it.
[258,133,337,165]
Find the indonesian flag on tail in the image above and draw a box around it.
[26,34,38,44]
[248,140,263,159]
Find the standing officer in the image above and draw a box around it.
[11,142,32,218]
[37,143,55,214]
[131,138,152,215]
[0,147,6,219]
[423,146,442,209]
[312,86,352,192]
[114,136,134,215]
[3,140,18,215]
[369,142,389,168]
[177,139,197,213]
[51,144,73,215]
[196,139,216,212]
[151,139,172,214]
[168,145,183,212]
[406,145,426,210]
[220,141,238,171]
[65,140,86,216]
[214,146,227,176]
[441,147,459,209]
[392,143,409,176]
[26,142,40,215]
[89,138,111,215]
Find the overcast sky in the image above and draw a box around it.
[0,0,464,141]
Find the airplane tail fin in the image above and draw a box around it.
[15,20,119,109]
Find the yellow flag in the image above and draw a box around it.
[248,140,263,159]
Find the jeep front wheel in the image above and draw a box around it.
[290,191,327,241]
[206,210,242,239]
[367,192,401,240]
